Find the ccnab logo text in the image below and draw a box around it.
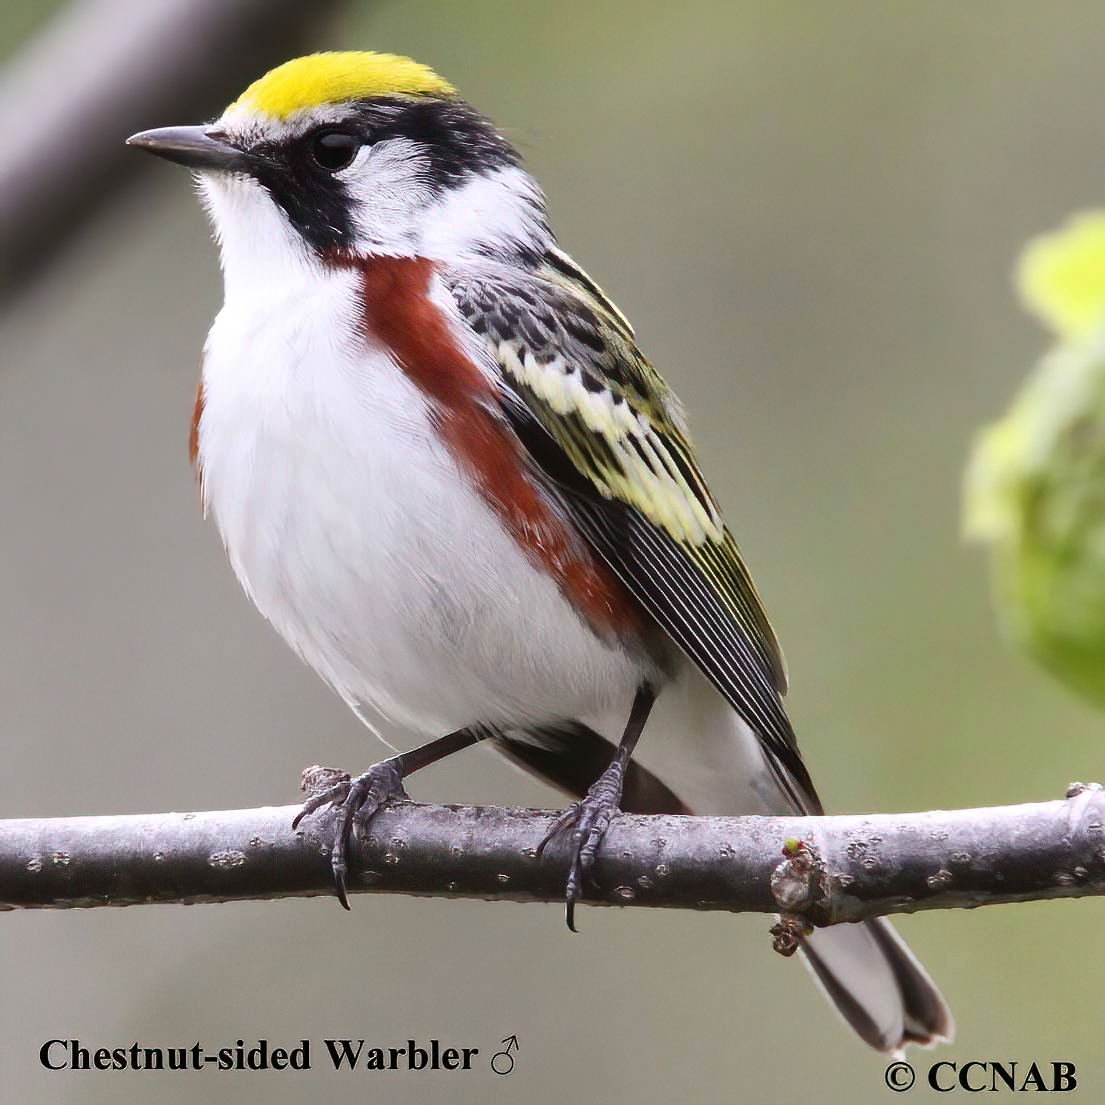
[927,1061,1076,1093]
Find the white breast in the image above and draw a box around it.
[197,247,640,740]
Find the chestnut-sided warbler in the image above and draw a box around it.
[128,51,951,1052]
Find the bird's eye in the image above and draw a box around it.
[308,130,362,172]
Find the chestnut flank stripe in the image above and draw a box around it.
[351,254,639,641]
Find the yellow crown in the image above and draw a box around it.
[231,51,455,121]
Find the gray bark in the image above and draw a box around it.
[2,784,1104,931]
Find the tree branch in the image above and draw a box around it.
[3,783,1104,935]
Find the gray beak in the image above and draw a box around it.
[126,126,252,172]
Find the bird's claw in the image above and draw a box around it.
[293,761,409,910]
[537,760,625,932]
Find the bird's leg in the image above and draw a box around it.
[537,684,657,931]
[293,727,485,909]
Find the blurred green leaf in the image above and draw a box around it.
[1018,211,1105,339]
[967,212,1105,707]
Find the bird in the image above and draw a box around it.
[127,50,952,1053]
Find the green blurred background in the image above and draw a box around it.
[3,2,1105,1102]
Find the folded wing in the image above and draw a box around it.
[445,249,818,813]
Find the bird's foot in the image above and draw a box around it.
[293,761,410,910]
[537,758,626,932]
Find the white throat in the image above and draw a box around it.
[198,172,326,306]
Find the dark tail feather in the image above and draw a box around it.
[866,917,955,1047]
[801,918,954,1053]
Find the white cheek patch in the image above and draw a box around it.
[419,167,548,262]
[342,138,437,256]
